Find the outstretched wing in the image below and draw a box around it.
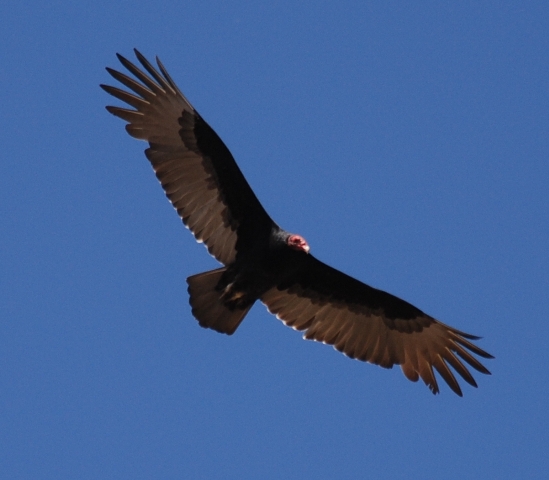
[261,255,493,396]
[101,49,275,265]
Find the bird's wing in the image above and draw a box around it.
[260,254,493,396]
[101,50,274,265]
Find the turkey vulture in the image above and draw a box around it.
[101,49,493,396]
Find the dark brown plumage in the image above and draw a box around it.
[101,49,493,396]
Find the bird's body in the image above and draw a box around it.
[189,228,307,334]
[102,50,493,396]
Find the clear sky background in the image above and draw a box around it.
[1,1,548,479]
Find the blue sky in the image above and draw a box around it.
[1,1,548,478]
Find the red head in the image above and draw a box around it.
[287,234,310,254]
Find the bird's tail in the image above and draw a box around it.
[187,268,252,335]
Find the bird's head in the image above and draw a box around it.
[287,234,310,254]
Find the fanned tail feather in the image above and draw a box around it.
[187,268,252,335]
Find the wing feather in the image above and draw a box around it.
[261,254,493,395]
[102,50,275,265]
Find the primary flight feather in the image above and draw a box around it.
[101,49,493,396]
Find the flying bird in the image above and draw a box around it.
[101,49,493,396]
